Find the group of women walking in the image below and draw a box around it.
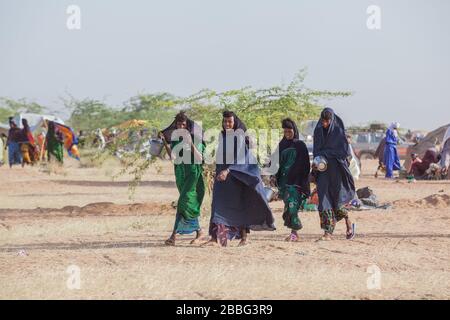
[3,117,65,168]
[162,107,356,247]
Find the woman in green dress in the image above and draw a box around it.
[274,118,311,242]
[161,112,205,246]
[46,121,64,164]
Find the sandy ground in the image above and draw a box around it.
[0,157,449,300]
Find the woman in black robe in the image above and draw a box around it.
[274,118,311,241]
[204,111,275,247]
[313,108,356,241]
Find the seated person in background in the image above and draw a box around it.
[374,137,386,178]
[408,149,439,179]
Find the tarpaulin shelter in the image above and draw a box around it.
[404,123,450,169]
[13,113,65,133]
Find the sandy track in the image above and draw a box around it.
[0,159,449,299]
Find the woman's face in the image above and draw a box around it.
[223,116,235,130]
[176,121,187,130]
[321,119,331,129]
[283,128,295,140]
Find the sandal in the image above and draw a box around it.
[346,223,356,240]
[285,233,299,242]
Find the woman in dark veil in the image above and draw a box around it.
[313,108,356,241]
[274,118,310,242]
[204,110,275,247]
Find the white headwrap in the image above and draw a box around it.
[389,122,400,130]
[389,122,400,137]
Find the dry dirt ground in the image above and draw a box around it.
[0,158,449,300]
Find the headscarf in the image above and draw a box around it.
[7,117,21,142]
[278,118,310,195]
[160,112,204,144]
[389,122,400,137]
[21,118,35,145]
[218,111,249,165]
[9,117,16,128]
[278,118,299,154]
[221,110,247,133]
[46,121,63,143]
[313,108,350,160]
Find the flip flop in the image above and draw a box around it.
[285,233,299,242]
[346,223,356,240]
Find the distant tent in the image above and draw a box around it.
[13,113,65,133]
[403,123,450,169]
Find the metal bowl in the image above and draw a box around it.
[313,156,328,172]
[149,138,164,156]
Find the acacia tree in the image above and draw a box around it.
[64,97,126,131]
[0,98,46,123]
[115,69,351,195]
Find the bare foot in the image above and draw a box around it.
[164,238,175,246]
[237,239,248,247]
[201,239,220,247]
[316,233,332,242]
[190,230,203,244]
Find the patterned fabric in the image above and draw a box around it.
[173,212,200,235]
[277,148,298,199]
[277,147,309,231]
[282,185,307,231]
[319,207,349,234]
[209,223,243,247]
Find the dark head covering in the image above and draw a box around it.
[22,119,30,132]
[277,118,310,195]
[160,111,204,144]
[313,107,350,160]
[279,118,299,153]
[46,121,63,142]
[18,118,32,143]
[9,117,17,128]
[221,110,247,133]
[7,117,21,142]
[47,121,55,136]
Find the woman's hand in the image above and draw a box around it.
[216,169,230,181]
[269,175,277,187]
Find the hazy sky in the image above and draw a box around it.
[1,0,449,130]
